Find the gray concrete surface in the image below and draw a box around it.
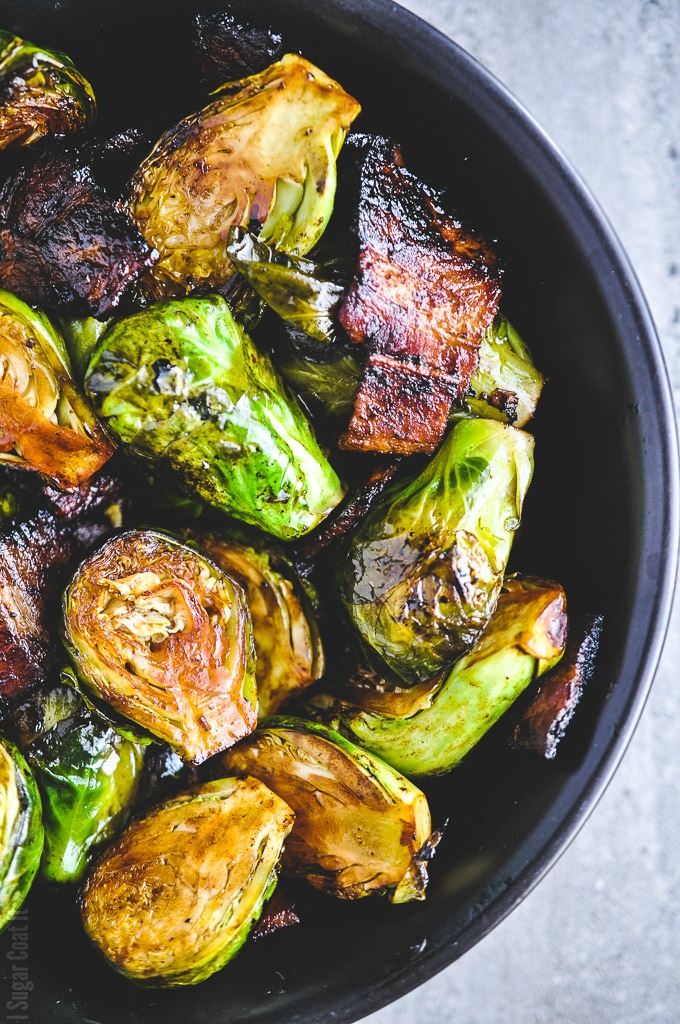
[364,2,680,1023]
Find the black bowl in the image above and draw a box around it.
[1,1,677,1022]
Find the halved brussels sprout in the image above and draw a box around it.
[219,716,433,902]
[127,54,360,298]
[460,314,544,427]
[0,31,95,150]
[0,736,43,932]
[339,418,535,683]
[307,577,567,776]
[195,533,324,715]
[62,530,257,762]
[85,295,344,539]
[0,289,114,489]
[25,690,145,883]
[80,777,294,986]
[226,228,361,416]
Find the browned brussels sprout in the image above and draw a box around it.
[62,530,257,763]
[339,418,535,683]
[0,31,95,150]
[307,577,568,776]
[219,716,433,902]
[127,54,360,298]
[0,289,114,489]
[195,533,324,715]
[80,777,294,986]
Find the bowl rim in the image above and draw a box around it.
[320,0,679,1019]
[3,1,678,1021]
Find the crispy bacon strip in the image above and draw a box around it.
[339,136,502,455]
[510,613,604,759]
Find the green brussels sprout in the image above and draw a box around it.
[24,691,145,883]
[219,716,433,902]
[0,31,95,150]
[55,316,110,382]
[307,577,567,776]
[0,289,115,489]
[339,418,535,683]
[85,295,344,539]
[62,529,257,763]
[0,736,43,931]
[226,228,361,416]
[80,777,294,986]
[460,314,544,427]
[127,53,360,298]
[195,533,324,715]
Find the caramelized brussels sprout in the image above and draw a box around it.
[461,314,544,427]
[127,54,360,298]
[0,31,95,150]
[0,289,114,489]
[25,691,145,883]
[0,736,43,931]
[339,418,535,682]
[219,716,433,902]
[80,777,294,986]
[85,296,344,539]
[226,228,361,415]
[195,533,324,715]
[63,530,257,762]
[307,577,567,775]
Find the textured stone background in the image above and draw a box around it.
[364,2,680,1023]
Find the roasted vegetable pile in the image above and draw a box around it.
[0,6,602,990]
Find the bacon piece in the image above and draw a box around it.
[510,613,604,759]
[294,458,400,569]
[0,470,123,703]
[339,136,501,455]
[193,8,284,89]
[251,890,300,940]
[0,144,156,317]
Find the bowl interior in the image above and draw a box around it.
[0,2,675,1022]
